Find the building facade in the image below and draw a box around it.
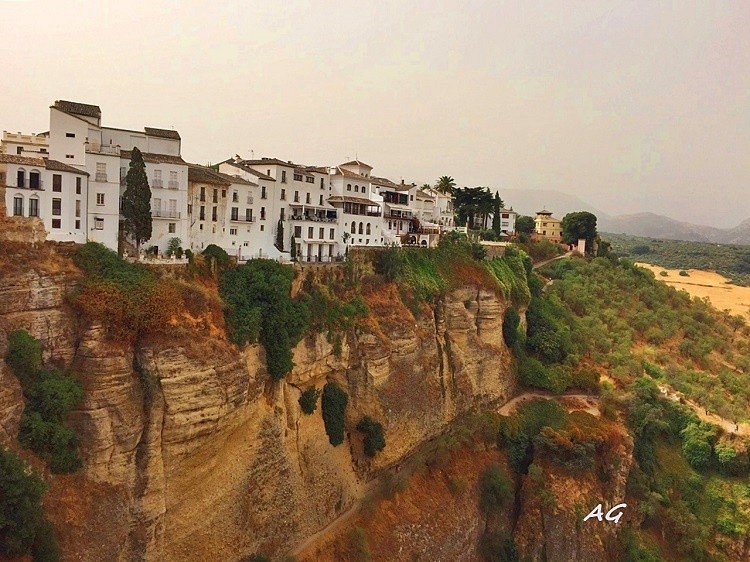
[533,209,562,243]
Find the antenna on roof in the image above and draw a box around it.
[250,149,254,159]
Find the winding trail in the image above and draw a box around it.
[289,389,599,560]
[532,250,573,270]
[657,384,750,436]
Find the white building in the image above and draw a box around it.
[2,100,189,253]
[328,161,383,250]
[1,153,89,243]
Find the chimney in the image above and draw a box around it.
[234,154,241,162]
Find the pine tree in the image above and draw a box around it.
[276,219,284,250]
[121,147,152,254]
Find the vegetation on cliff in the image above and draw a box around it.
[356,416,386,458]
[5,330,83,473]
[220,260,310,380]
[322,382,349,446]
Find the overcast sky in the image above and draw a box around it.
[2,1,749,227]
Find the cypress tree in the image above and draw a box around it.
[492,192,502,235]
[276,219,284,250]
[290,235,297,261]
[121,147,152,254]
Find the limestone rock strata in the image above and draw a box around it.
[0,270,517,561]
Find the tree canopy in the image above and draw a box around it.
[453,186,494,229]
[121,147,152,252]
[434,175,456,195]
[491,192,503,235]
[561,211,598,252]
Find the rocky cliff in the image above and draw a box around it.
[0,256,517,561]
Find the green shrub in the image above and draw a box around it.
[714,442,750,476]
[502,307,520,349]
[220,260,310,380]
[31,519,59,562]
[5,332,83,474]
[322,383,348,446]
[373,245,404,281]
[5,330,43,389]
[166,237,181,257]
[202,244,231,271]
[479,529,518,562]
[356,416,386,457]
[298,387,320,415]
[680,423,716,471]
[499,399,567,473]
[679,270,689,277]
[478,463,512,514]
[0,448,48,558]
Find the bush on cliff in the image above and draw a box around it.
[356,416,386,457]
[498,399,567,473]
[5,330,83,474]
[202,244,231,273]
[71,242,182,341]
[220,260,310,380]
[0,448,48,558]
[299,387,320,415]
[502,307,521,349]
[322,383,348,446]
[478,463,512,514]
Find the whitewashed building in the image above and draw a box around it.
[328,161,383,251]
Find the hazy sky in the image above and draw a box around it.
[2,1,749,227]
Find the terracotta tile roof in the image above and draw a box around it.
[221,160,275,181]
[214,170,256,186]
[416,189,435,200]
[240,157,296,168]
[45,160,89,176]
[188,165,231,186]
[332,166,370,182]
[327,195,381,207]
[53,100,101,118]
[120,150,186,165]
[144,127,181,140]
[0,154,45,166]
[341,159,373,169]
[370,175,399,188]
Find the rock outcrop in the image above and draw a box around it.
[0,264,517,561]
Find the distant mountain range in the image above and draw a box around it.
[498,188,750,246]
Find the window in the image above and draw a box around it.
[319,194,323,205]
[154,197,161,214]
[75,220,80,229]
[306,176,314,184]
[168,223,176,233]
[76,177,82,194]
[319,227,324,239]
[52,174,62,192]
[294,190,299,202]
[153,169,162,187]
[329,228,334,240]
[52,219,61,228]
[52,198,61,216]
[502,213,509,219]
[260,224,264,231]
[222,189,226,198]
[245,209,253,221]
[169,171,178,189]
[347,184,351,191]
[96,193,105,206]
[65,154,74,159]
[199,205,205,220]
[351,222,356,234]
[231,207,239,221]
[28,171,40,189]
[294,173,302,181]
[75,200,81,218]
[168,199,177,217]
[213,189,218,203]
[358,222,363,234]
[200,187,206,202]
[13,197,23,216]
[261,186,267,199]
[281,170,287,183]
[355,185,359,192]
[96,162,107,182]
[366,223,371,235]
[280,208,285,220]
[308,227,313,238]
[94,218,103,230]
[16,147,22,155]
[230,228,237,235]
[260,207,266,220]
[16,170,25,188]
[320,178,324,189]
[232,191,239,202]
[66,132,75,138]
[294,226,302,237]
[212,206,218,221]
[266,169,270,176]
[29,198,39,217]
[306,193,311,204]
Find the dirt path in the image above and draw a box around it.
[657,384,749,436]
[497,391,600,417]
[533,250,573,270]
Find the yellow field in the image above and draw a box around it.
[636,263,750,319]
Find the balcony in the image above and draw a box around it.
[86,143,120,156]
[232,215,255,223]
[95,173,107,182]
[290,214,338,223]
[168,180,179,189]
[153,209,180,218]
[152,179,163,188]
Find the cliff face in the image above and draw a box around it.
[0,266,517,561]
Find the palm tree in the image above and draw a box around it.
[435,176,456,195]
